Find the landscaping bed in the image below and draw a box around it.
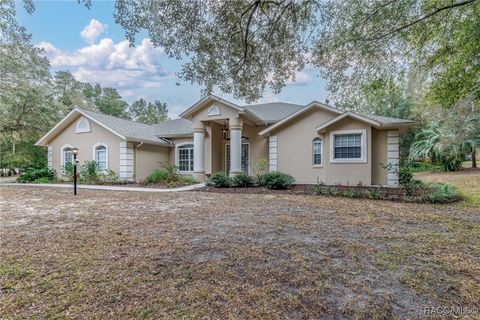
[199,183,462,204]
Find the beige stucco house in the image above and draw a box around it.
[36,95,414,186]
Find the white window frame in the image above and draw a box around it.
[312,137,323,167]
[75,116,91,133]
[93,142,109,172]
[329,129,367,163]
[61,144,74,167]
[225,142,250,175]
[175,142,194,174]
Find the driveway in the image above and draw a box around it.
[1,186,479,319]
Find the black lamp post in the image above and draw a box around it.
[72,147,79,195]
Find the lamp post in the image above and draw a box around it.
[72,147,79,195]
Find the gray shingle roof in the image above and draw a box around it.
[243,102,305,123]
[80,109,169,144]
[361,114,414,124]
[152,118,193,137]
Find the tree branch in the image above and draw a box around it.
[364,0,477,41]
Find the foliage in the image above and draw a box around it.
[408,161,441,173]
[313,183,340,196]
[410,183,462,204]
[61,162,74,180]
[80,160,98,183]
[33,176,56,184]
[252,158,269,178]
[96,170,120,184]
[209,172,231,188]
[231,173,255,188]
[17,167,55,183]
[399,166,413,187]
[368,187,383,200]
[257,171,294,190]
[144,165,196,186]
[130,98,169,124]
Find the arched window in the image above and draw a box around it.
[313,138,322,166]
[177,143,194,173]
[62,146,73,166]
[95,145,108,171]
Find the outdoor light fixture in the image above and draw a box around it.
[222,120,230,140]
[72,148,79,195]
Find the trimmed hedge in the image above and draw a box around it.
[257,171,295,190]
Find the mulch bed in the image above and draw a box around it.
[197,184,432,202]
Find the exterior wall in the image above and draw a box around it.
[272,108,378,185]
[48,115,122,177]
[273,108,337,184]
[371,128,388,185]
[119,141,134,181]
[134,143,170,181]
[168,137,193,167]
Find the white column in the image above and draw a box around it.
[229,118,242,176]
[268,136,277,171]
[387,130,399,187]
[119,141,134,181]
[193,126,206,181]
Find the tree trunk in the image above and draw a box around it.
[472,147,477,168]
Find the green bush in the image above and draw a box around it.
[232,173,255,188]
[145,169,170,184]
[368,187,383,200]
[416,183,462,204]
[209,172,231,188]
[97,170,120,184]
[17,167,56,183]
[61,162,74,180]
[399,165,413,186]
[342,189,365,198]
[33,177,57,184]
[80,161,98,183]
[313,183,340,196]
[257,171,295,190]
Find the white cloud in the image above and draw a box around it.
[37,38,171,90]
[286,70,311,85]
[80,19,106,44]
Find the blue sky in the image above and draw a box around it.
[17,1,330,118]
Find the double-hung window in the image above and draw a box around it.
[177,144,194,173]
[62,147,73,166]
[330,130,366,163]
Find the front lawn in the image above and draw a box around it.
[1,185,479,319]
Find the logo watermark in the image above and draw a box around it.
[423,306,479,316]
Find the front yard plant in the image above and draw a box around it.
[231,172,255,187]
[144,164,197,187]
[16,167,57,183]
[208,172,231,188]
[257,171,295,190]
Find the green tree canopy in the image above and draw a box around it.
[130,99,169,124]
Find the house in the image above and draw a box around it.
[35,95,414,186]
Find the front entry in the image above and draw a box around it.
[225,143,249,175]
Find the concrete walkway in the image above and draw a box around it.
[1,182,206,193]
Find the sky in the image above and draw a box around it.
[16,1,330,118]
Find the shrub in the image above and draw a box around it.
[34,177,57,184]
[97,170,119,184]
[17,167,56,183]
[144,169,170,184]
[257,171,295,190]
[416,183,462,204]
[80,161,98,183]
[398,165,413,186]
[368,187,383,200]
[61,162,74,180]
[342,189,364,198]
[232,173,255,188]
[209,172,231,188]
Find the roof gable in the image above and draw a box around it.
[258,101,342,136]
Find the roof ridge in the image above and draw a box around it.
[77,107,160,128]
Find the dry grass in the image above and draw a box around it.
[1,185,479,319]
[416,167,480,209]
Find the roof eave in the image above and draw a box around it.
[179,95,244,119]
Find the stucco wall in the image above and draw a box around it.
[48,115,122,176]
[272,108,378,185]
[134,143,170,180]
[273,108,337,184]
[371,129,388,185]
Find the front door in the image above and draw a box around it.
[225,143,249,175]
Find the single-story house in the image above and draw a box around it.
[36,95,414,186]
